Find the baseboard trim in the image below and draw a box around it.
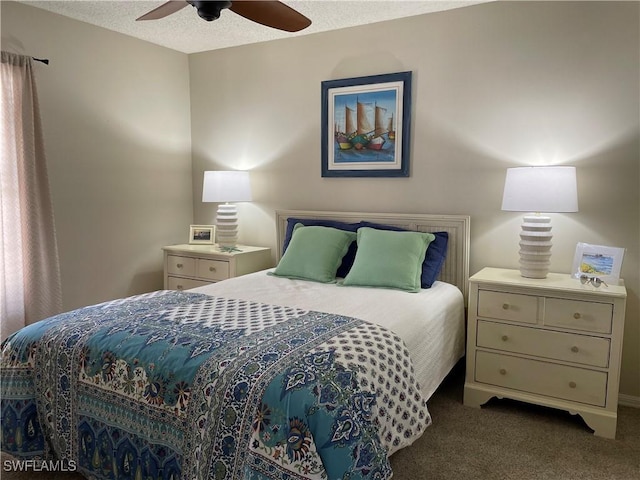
[619,393,640,408]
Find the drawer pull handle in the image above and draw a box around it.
[501,335,509,342]
[209,267,216,272]
[499,368,507,375]
[573,312,581,319]
[502,303,509,310]
[176,263,183,269]
[571,346,579,353]
[176,285,183,290]
[569,381,577,389]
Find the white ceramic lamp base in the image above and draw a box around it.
[216,203,239,249]
[518,214,553,279]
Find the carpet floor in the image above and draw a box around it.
[2,361,638,479]
[390,362,639,479]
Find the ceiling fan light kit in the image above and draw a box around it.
[192,1,232,22]
[137,1,311,32]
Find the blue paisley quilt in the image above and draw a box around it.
[1,290,430,479]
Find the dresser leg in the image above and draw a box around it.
[463,384,495,408]
[577,411,617,439]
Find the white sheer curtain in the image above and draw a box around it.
[1,51,62,341]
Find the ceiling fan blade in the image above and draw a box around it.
[229,1,311,32]
[136,1,189,21]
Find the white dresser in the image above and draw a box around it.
[464,267,627,438]
[162,244,272,291]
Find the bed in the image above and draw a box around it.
[1,210,470,480]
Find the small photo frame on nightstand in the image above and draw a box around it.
[189,225,215,245]
[572,242,625,284]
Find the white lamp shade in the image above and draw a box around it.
[501,166,578,213]
[202,170,252,203]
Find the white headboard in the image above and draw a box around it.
[275,210,471,303]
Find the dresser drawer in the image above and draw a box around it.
[477,290,538,324]
[544,298,613,334]
[167,276,210,291]
[475,351,607,407]
[163,245,271,291]
[477,321,610,368]
[197,259,230,281]
[167,255,196,276]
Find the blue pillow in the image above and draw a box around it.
[282,218,361,278]
[359,221,449,288]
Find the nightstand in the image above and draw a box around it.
[162,244,272,290]
[463,267,627,438]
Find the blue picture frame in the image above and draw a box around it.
[321,71,412,177]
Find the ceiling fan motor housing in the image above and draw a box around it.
[189,1,232,21]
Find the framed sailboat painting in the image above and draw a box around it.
[321,71,412,177]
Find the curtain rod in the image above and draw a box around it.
[32,57,49,65]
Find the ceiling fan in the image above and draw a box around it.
[136,1,312,32]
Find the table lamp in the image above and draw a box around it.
[501,166,578,278]
[202,170,252,251]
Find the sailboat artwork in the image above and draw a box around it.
[321,71,411,177]
[332,89,398,162]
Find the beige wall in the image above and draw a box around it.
[189,2,639,398]
[1,1,638,400]
[1,1,193,310]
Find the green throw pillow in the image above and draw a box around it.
[270,224,356,283]
[341,227,435,292]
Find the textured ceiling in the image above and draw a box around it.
[21,1,490,54]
